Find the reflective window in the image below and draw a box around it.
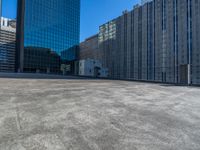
[24,0,80,55]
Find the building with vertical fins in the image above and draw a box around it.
[96,0,200,85]
[141,0,153,5]
[16,0,80,73]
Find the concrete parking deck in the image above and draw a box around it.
[0,78,200,150]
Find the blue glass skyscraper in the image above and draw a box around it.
[16,0,80,73]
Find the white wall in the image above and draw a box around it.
[79,59,108,77]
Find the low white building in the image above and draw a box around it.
[79,59,108,78]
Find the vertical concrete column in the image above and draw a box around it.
[187,0,192,85]
[174,0,178,83]
[162,0,167,82]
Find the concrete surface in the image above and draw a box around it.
[0,78,200,150]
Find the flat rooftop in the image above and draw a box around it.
[0,77,200,149]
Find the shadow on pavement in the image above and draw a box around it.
[0,73,96,80]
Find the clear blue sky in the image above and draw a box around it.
[2,0,139,41]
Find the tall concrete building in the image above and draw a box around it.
[141,0,152,5]
[16,0,80,73]
[0,17,16,72]
[78,34,108,77]
[79,34,101,60]
[99,0,200,85]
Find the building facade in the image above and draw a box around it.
[79,34,101,60]
[99,0,200,85]
[60,45,79,75]
[141,0,153,5]
[16,0,80,73]
[0,17,16,72]
[24,47,60,73]
[78,34,107,77]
